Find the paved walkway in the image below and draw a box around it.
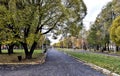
[0,48,106,76]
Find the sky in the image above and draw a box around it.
[83,0,112,30]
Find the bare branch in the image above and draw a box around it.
[41,14,63,35]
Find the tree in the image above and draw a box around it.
[0,1,19,54]
[87,24,99,50]
[110,16,120,46]
[88,0,120,52]
[0,5,6,54]
[112,0,120,17]
[0,0,87,59]
[51,0,87,48]
[93,3,113,51]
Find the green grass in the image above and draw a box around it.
[58,48,120,74]
[2,49,42,53]
[0,49,43,63]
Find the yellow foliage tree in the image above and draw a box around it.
[110,16,120,45]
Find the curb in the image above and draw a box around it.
[63,52,120,76]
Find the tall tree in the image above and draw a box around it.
[110,16,120,46]
[87,24,99,50]
[0,0,87,59]
[0,0,18,54]
[88,0,120,52]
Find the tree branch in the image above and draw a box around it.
[41,14,63,35]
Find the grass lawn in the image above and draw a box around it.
[0,49,43,63]
[57,48,120,74]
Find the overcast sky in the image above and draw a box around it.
[83,0,112,30]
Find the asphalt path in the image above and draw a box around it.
[0,48,106,76]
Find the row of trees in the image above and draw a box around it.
[53,27,88,50]
[87,0,120,52]
[53,37,81,48]
[0,0,87,59]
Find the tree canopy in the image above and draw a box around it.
[87,0,120,51]
[0,0,87,59]
[110,16,120,45]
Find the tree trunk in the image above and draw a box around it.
[8,44,14,55]
[107,42,110,52]
[101,44,107,53]
[107,44,110,52]
[96,45,99,51]
[21,41,37,59]
[0,44,2,54]
[21,42,29,59]
[25,52,32,59]
[116,46,119,52]
[30,41,37,55]
[104,43,107,51]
